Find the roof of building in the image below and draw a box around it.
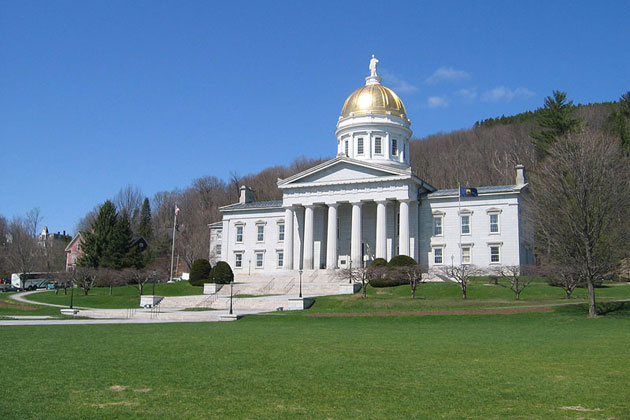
[428,184,524,198]
[220,200,283,212]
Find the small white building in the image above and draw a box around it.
[209,57,533,276]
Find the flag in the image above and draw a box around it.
[175,206,180,216]
[459,187,478,197]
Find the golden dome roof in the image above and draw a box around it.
[340,83,407,120]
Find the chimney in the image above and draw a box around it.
[239,186,256,204]
[515,164,526,185]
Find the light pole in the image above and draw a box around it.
[70,279,74,309]
[229,280,233,315]
[298,269,303,298]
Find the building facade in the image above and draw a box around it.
[209,57,534,275]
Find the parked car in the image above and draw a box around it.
[0,285,19,293]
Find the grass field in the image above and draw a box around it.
[1,304,630,419]
[1,279,630,419]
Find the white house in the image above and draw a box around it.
[209,57,533,276]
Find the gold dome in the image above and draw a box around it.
[340,84,407,120]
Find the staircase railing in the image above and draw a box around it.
[283,279,295,294]
[196,292,219,309]
[259,278,274,294]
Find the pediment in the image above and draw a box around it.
[279,158,410,187]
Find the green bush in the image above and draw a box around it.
[387,255,417,267]
[370,258,388,267]
[369,276,407,288]
[210,261,234,284]
[189,259,211,286]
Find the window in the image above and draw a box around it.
[375,137,382,154]
[434,247,443,264]
[391,138,398,156]
[461,215,470,235]
[345,140,349,156]
[257,225,264,242]
[216,231,222,240]
[216,244,222,255]
[277,251,284,267]
[490,246,500,263]
[278,223,285,241]
[433,216,443,236]
[490,214,499,233]
[357,137,364,155]
[337,217,340,239]
[236,226,243,243]
[461,246,471,264]
[256,252,264,268]
[235,253,243,268]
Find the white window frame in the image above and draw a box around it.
[215,244,222,255]
[374,137,382,154]
[234,252,243,268]
[488,243,502,264]
[345,140,349,156]
[235,225,244,243]
[433,246,445,265]
[391,138,398,156]
[461,214,471,235]
[277,222,285,242]
[256,224,265,242]
[216,230,222,240]
[433,215,443,236]
[255,251,264,268]
[461,245,472,264]
[357,137,364,155]
[277,251,284,268]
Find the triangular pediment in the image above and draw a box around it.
[278,157,413,187]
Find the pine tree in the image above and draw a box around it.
[531,90,580,158]
[137,198,152,240]
[78,200,118,268]
[102,210,135,269]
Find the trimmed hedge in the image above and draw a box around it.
[189,259,212,286]
[387,255,417,267]
[210,261,234,284]
[370,258,388,267]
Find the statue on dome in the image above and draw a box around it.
[369,54,379,77]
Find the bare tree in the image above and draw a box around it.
[72,266,98,296]
[495,265,534,300]
[440,264,483,299]
[338,266,373,298]
[541,262,582,299]
[530,129,630,316]
[113,185,144,231]
[123,266,164,297]
[5,210,42,286]
[396,265,428,299]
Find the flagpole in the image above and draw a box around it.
[458,182,462,266]
[169,205,178,282]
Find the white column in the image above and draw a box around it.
[303,205,314,270]
[398,200,410,256]
[326,203,338,269]
[376,200,387,259]
[351,202,362,268]
[283,207,294,270]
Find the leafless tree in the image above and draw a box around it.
[95,269,126,296]
[530,129,630,316]
[123,266,164,297]
[72,266,98,296]
[495,265,534,300]
[52,271,72,295]
[395,264,428,299]
[338,266,373,298]
[113,185,144,231]
[440,264,483,299]
[5,209,42,285]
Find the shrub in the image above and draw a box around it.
[189,259,211,286]
[370,258,388,267]
[369,276,407,288]
[387,255,417,267]
[210,261,234,284]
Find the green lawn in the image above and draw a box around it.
[27,281,203,309]
[0,292,62,318]
[1,306,629,419]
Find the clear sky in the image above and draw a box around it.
[1,0,629,234]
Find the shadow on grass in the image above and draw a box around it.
[556,301,630,318]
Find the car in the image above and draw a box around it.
[0,285,19,293]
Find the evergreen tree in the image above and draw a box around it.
[531,90,580,158]
[78,200,118,268]
[610,91,630,155]
[137,198,152,240]
[102,209,134,269]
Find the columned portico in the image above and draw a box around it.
[398,200,410,256]
[375,200,387,259]
[326,203,338,269]
[283,207,294,269]
[351,202,362,268]
[303,205,315,269]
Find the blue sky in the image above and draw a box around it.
[1,0,629,234]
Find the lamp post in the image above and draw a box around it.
[152,270,157,295]
[70,279,74,309]
[298,269,303,298]
[229,280,233,315]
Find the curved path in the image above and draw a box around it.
[9,290,82,308]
